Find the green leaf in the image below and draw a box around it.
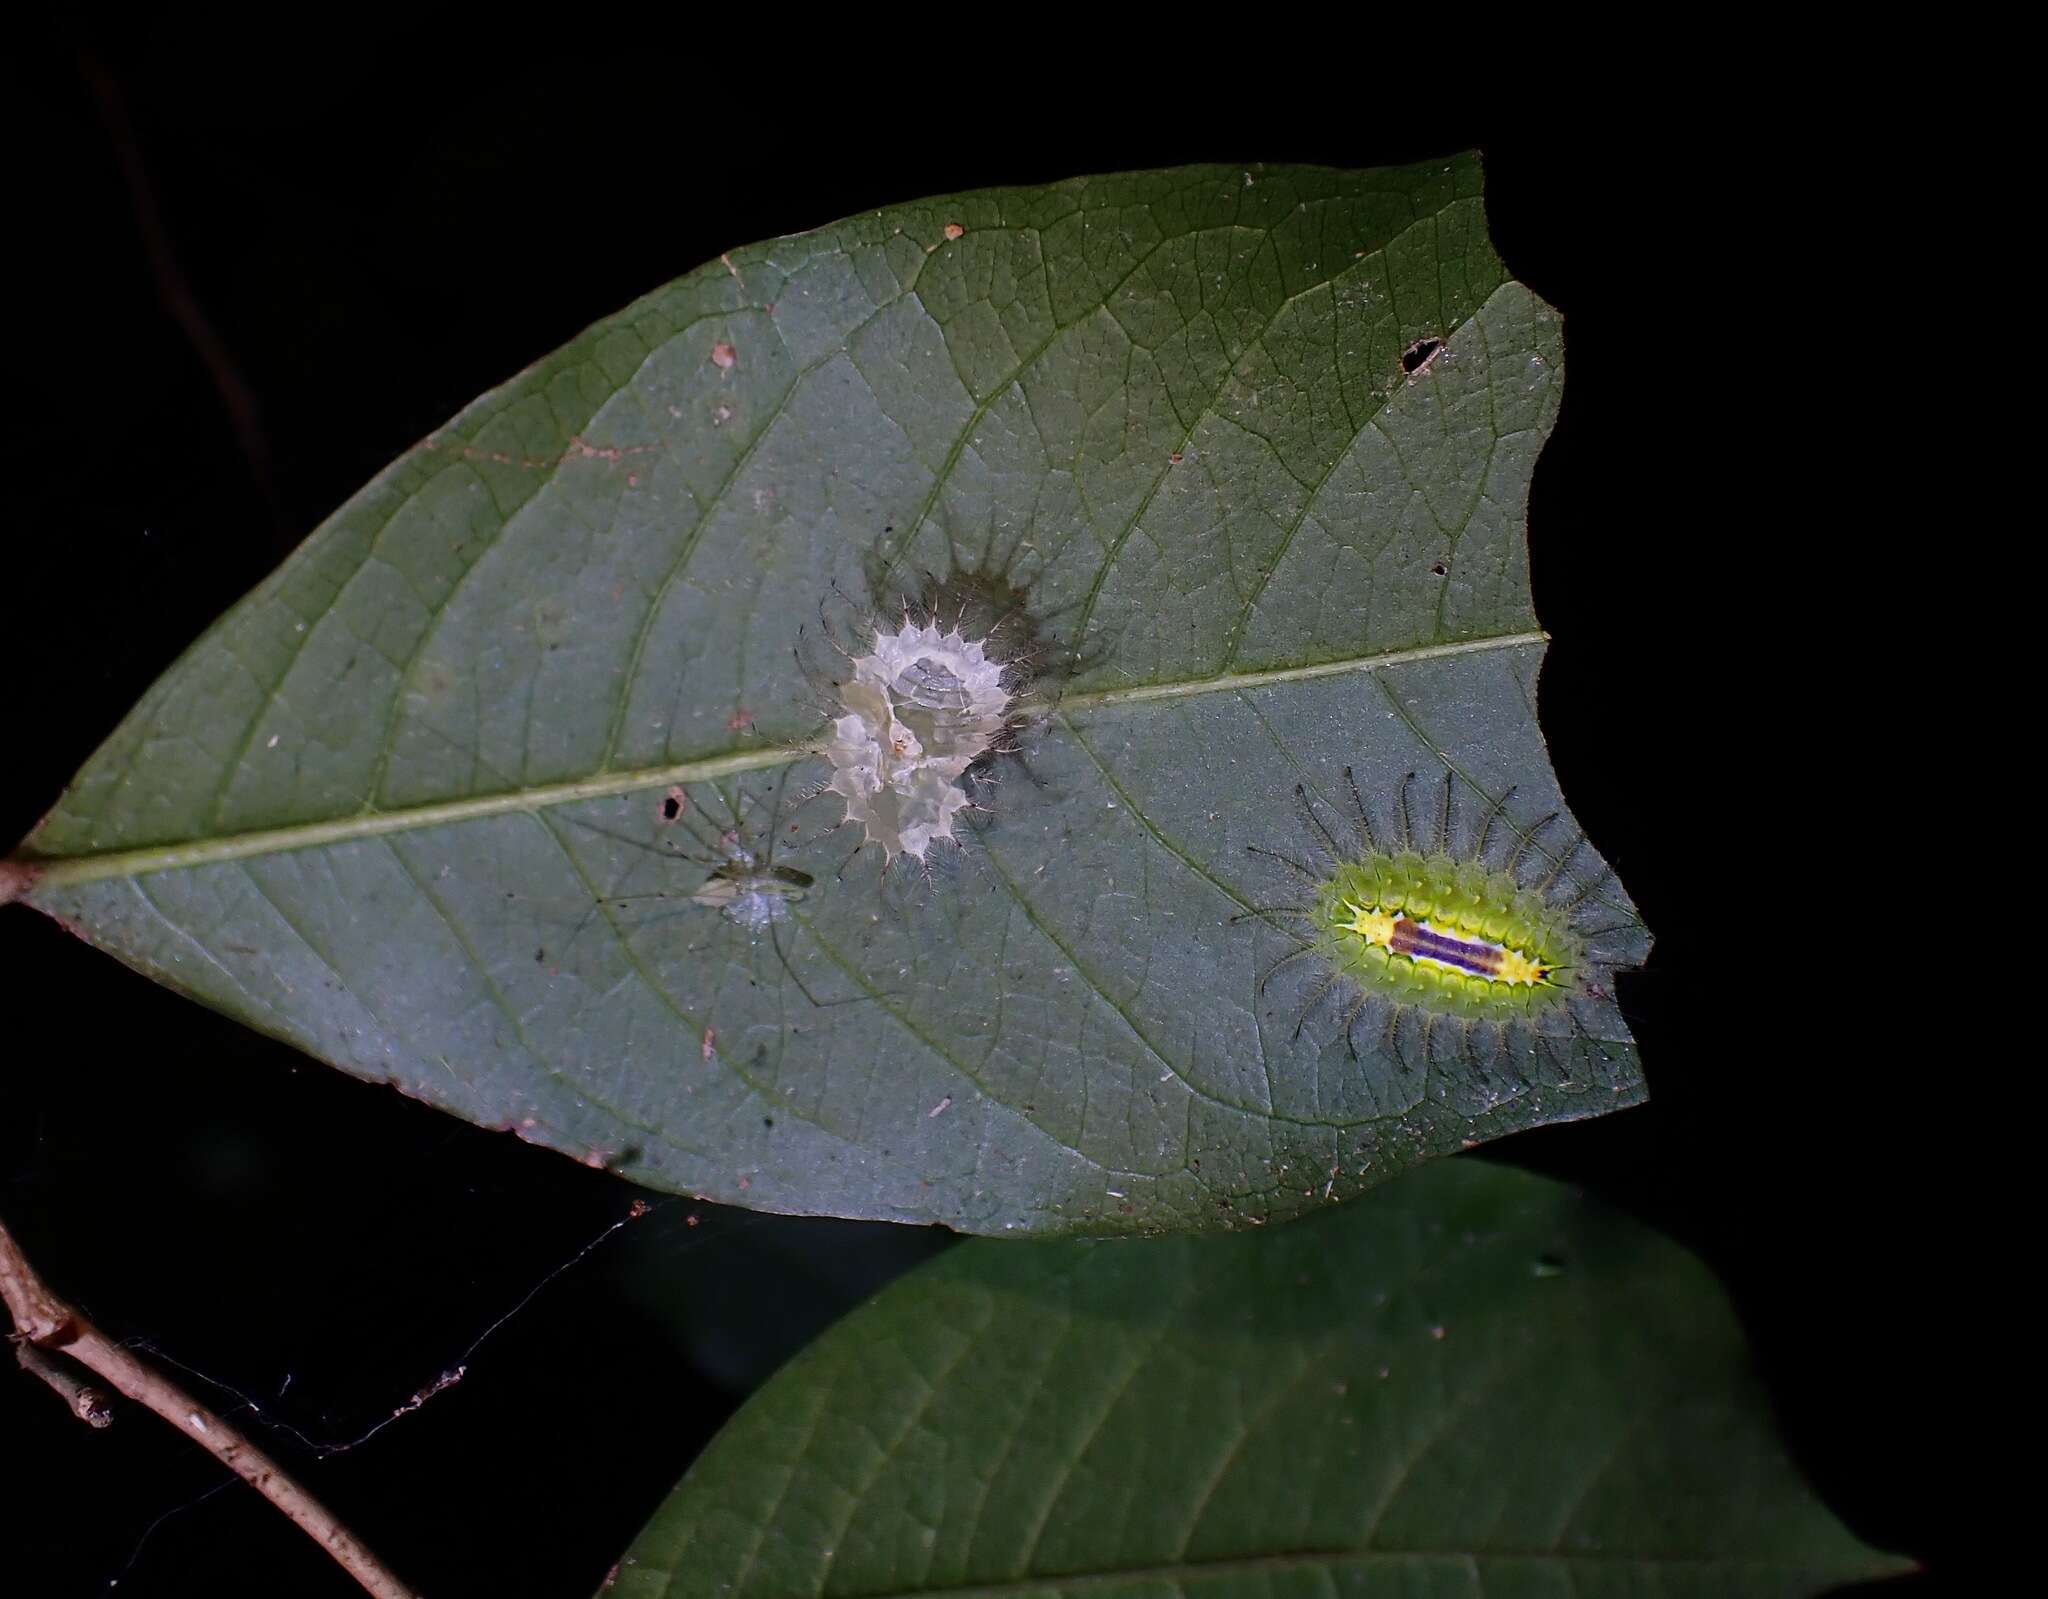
[8,156,1651,1234]
[608,1161,1909,1599]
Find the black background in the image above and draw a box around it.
[4,45,1954,1598]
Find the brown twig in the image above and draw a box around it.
[15,1340,114,1427]
[1,1214,421,1599]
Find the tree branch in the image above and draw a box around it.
[1,1214,421,1599]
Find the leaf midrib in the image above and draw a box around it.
[663,1544,1894,1599]
[15,633,1543,894]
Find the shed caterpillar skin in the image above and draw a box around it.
[798,555,1081,872]
[822,615,1012,862]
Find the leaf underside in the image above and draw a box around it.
[16,155,1652,1234]
[611,1161,1908,1598]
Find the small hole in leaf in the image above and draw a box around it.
[1402,337,1442,375]
[1430,561,1447,577]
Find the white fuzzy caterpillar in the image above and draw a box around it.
[824,617,1012,862]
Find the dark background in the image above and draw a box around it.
[4,46,1952,1598]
